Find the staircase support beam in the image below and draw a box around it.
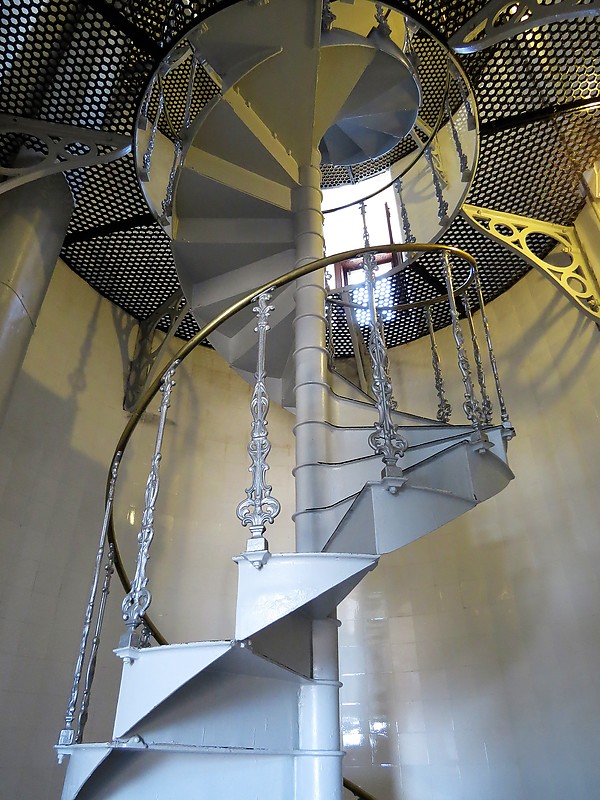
[462,203,600,323]
[293,151,343,800]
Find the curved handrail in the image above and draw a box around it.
[327,255,476,313]
[343,777,379,800]
[108,243,477,645]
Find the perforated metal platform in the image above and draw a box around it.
[1,0,598,346]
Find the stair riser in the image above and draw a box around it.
[295,437,477,510]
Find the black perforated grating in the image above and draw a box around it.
[0,0,598,349]
[469,110,600,225]
[464,17,600,126]
[65,153,149,232]
[151,52,220,141]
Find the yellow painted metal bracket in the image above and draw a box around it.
[462,204,600,323]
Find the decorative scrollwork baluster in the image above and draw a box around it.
[473,269,513,435]
[322,0,336,31]
[236,290,280,568]
[139,74,156,129]
[359,203,408,474]
[394,177,416,245]
[442,252,484,431]
[120,362,179,648]
[424,306,452,423]
[445,97,472,182]
[57,452,122,749]
[141,69,166,182]
[425,145,450,226]
[326,299,336,367]
[160,138,183,224]
[375,3,391,35]
[449,59,476,131]
[182,52,199,131]
[461,290,493,424]
[76,541,115,743]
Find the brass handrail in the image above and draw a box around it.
[108,243,477,645]
[343,777,379,800]
[327,254,476,313]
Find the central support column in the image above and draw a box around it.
[293,151,343,800]
[293,151,330,552]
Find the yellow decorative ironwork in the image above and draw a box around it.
[462,204,600,322]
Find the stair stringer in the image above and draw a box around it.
[58,552,378,800]
[234,552,378,641]
[322,438,515,555]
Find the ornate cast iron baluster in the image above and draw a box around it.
[57,452,122,749]
[425,145,450,226]
[182,52,199,131]
[76,542,115,743]
[461,290,493,424]
[424,306,452,423]
[121,362,179,648]
[161,138,183,224]
[445,97,472,182]
[394,177,416,245]
[322,0,336,31]
[160,51,199,224]
[359,203,407,474]
[473,270,513,432]
[141,69,166,182]
[449,60,476,131]
[139,74,156,129]
[326,298,336,366]
[236,290,280,568]
[442,252,484,430]
[375,3,391,35]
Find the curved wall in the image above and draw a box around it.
[0,258,599,800]
[340,266,600,800]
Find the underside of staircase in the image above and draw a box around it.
[57,1,515,798]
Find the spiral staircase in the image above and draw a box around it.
[56,2,515,798]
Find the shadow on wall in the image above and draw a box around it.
[0,372,125,800]
[499,281,597,405]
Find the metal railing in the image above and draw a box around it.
[136,19,476,232]
[57,242,511,751]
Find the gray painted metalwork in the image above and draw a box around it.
[462,291,493,424]
[58,452,122,748]
[326,299,336,366]
[322,0,336,31]
[424,306,452,423]
[375,2,392,35]
[124,290,189,413]
[473,270,511,429]
[394,177,416,244]
[0,114,131,195]
[448,60,476,130]
[182,53,200,131]
[138,73,157,129]
[160,138,183,223]
[121,363,178,645]
[442,252,484,429]
[76,541,116,743]
[446,98,472,182]
[425,145,450,225]
[236,290,280,568]
[141,76,165,181]
[360,203,407,472]
[450,0,600,53]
